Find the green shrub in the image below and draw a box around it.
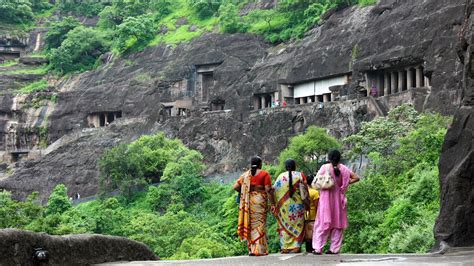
[0,0,34,24]
[218,3,248,34]
[113,14,155,54]
[278,126,341,175]
[44,16,80,50]
[48,26,110,74]
[189,0,221,19]
[56,0,107,17]
[99,133,204,201]
[46,184,71,215]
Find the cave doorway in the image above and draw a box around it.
[201,72,213,102]
[265,95,272,108]
[99,114,106,127]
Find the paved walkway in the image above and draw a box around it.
[99,248,474,266]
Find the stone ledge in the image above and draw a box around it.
[0,229,159,265]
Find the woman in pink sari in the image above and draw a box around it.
[312,150,359,255]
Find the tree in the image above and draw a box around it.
[46,184,71,215]
[56,0,107,17]
[278,126,341,175]
[44,16,81,50]
[218,3,248,34]
[189,0,221,19]
[99,133,205,201]
[344,104,419,162]
[113,14,155,54]
[48,26,110,74]
[0,0,34,24]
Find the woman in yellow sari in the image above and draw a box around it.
[233,156,274,256]
[272,159,310,253]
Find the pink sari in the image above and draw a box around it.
[314,163,351,231]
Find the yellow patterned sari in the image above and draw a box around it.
[273,171,308,253]
[237,170,269,256]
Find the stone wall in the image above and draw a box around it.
[0,229,158,265]
[435,0,474,249]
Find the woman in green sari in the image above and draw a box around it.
[272,159,310,253]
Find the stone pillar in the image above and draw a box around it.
[260,96,265,109]
[377,74,384,96]
[425,76,431,88]
[407,68,414,89]
[364,73,371,96]
[398,70,405,91]
[416,67,424,88]
[391,72,398,93]
[384,72,390,95]
[331,93,335,102]
[323,94,330,102]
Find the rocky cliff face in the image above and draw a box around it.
[0,0,467,203]
[435,0,474,249]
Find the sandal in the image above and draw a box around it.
[312,250,322,255]
[326,250,339,255]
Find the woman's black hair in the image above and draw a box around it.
[250,156,262,176]
[285,159,296,198]
[328,149,341,177]
[307,174,315,186]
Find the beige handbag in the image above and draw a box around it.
[312,164,335,190]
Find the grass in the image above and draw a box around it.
[18,79,49,94]
[134,72,152,83]
[34,6,57,19]
[5,65,49,75]
[359,0,378,6]
[148,0,218,46]
[0,59,19,67]
[247,11,289,35]
[27,52,48,58]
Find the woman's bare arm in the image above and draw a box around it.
[233,182,241,192]
[349,172,360,184]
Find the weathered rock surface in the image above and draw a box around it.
[435,0,474,248]
[0,0,468,203]
[0,229,158,265]
[19,56,49,65]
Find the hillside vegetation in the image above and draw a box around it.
[0,105,451,258]
[1,0,377,74]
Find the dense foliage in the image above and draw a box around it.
[99,133,204,200]
[0,0,50,25]
[2,0,378,74]
[0,106,450,259]
[44,16,81,50]
[277,126,341,175]
[48,26,109,74]
[343,105,451,253]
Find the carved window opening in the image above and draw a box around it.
[88,111,123,128]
